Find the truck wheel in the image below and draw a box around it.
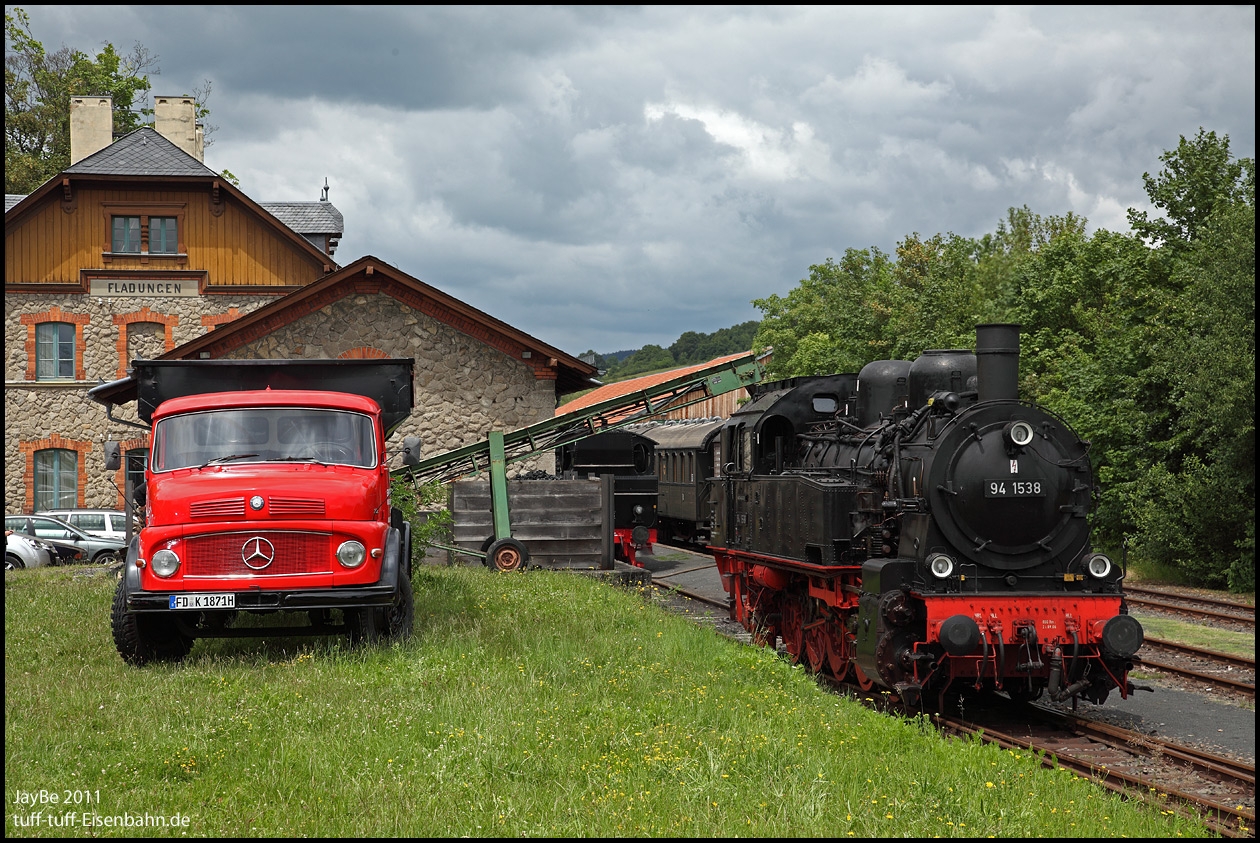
[349,575,414,644]
[486,537,529,573]
[382,573,414,640]
[110,578,193,665]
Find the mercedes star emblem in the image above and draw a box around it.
[241,536,275,570]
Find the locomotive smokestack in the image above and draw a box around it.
[975,323,1020,401]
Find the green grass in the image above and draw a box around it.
[1132,613,1255,659]
[5,564,1221,838]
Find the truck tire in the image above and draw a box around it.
[383,573,414,640]
[110,578,193,665]
[349,574,414,644]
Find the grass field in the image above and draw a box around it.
[4,563,1219,838]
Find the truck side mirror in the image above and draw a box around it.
[104,441,121,471]
[401,436,422,467]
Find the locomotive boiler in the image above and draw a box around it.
[709,324,1145,709]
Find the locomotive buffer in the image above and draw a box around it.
[395,354,764,569]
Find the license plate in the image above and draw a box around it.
[168,593,236,610]
[984,479,1045,497]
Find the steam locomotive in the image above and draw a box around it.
[702,324,1144,709]
[611,324,1144,710]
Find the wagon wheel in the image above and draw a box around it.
[779,596,805,664]
[485,537,529,573]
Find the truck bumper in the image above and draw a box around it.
[121,531,403,613]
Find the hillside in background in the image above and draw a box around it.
[579,321,759,382]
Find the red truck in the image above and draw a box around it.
[89,359,420,665]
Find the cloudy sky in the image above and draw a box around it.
[12,5,1255,357]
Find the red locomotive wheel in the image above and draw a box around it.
[780,597,805,664]
[804,625,827,673]
[825,624,850,681]
[853,664,876,692]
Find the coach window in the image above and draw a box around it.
[34,449,77,510]
[35,322,75,380]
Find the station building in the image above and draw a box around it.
[4,96,597,515]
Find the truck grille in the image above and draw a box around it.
[267,497,326,516]
[182,532,332,577]
[190,497,246,519]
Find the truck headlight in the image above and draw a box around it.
[337,540,367,569]
[151,549,181,578]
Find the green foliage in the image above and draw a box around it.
[752,247,895,377]
[597,322,761,382]
[1127,128,1254,250]
[669,321,760,365]
[390,475,453,560]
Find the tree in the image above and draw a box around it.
[5,7,215,193]
[1126,128,1253,251]
[752,247,895,378]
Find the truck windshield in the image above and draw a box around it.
[152,408,377,471]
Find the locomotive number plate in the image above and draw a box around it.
[168,592,236,610]
[984,480,1045,497]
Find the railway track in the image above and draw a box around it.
[1125,584,1255,628]
[1137,637,1256,700]
[934,704,1255,838]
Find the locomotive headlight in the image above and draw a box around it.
[150,549,181,578]
[633,505,644,516]
[1086,553,1113,579]
[336,540,367,569]
[927,553,955,579]
[1005,420,1035,448]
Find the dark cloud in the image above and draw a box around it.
[11,5,1254,354]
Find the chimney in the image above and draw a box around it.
[154,96,202,161]
[69,96,114,164]
[975,323,1021,402]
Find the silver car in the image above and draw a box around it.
[4,514,127,565]
[37,508,132,541]
[6,530,53,570]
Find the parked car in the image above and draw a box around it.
[4,514,126,565]
[37,508,133,541]
[39,535,85,565]
[6,530,53,570]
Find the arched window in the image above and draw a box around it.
[34,449,77,510]
[35,322,75,380]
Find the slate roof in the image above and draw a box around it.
[64,127,219,178]
[5,195,23,213]
[259,201,344,235]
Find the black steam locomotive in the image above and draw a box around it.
[703,324,1143,709]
